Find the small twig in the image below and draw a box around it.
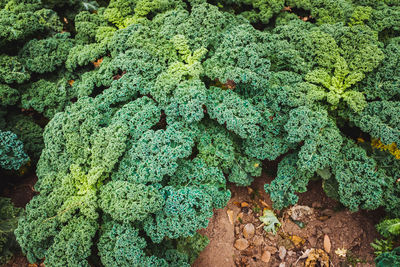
[257,223,265,229]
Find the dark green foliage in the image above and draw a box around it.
[285,107,343,173]
[377,218,400,238]
[195,121,261,186]
[21,79,72,118]
[371,238,395,257]
[166,79,207,124]
[206,86,261,139]
[9,0,400,266]
[0,197,22,265]
[0,55,30,84]
[65,43,108,71]
[358,37,400,101]
[349,101,400,145]
[100,181,164,222]
[0,130,29,170]
[332,140,387,211]
[375,247,400,267]
[144,186,213,243]
[286,0,354,25]
[114,122,195,183]
[45,216,98,267]
[177,233,209,264]
[74,10,109,44]
[203,24,271,95]
[218,0,285,24]
[0,84,19,106]
[98,221,171,267]
[19,33,74,74]
[5,115,44,162]
[0,2,62,47]
[265,154,312,210]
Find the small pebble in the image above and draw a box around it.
[253,236,264,246]
[287,251,296,257]
[227,209,234,225]
[261,251,271,263]
[243,223,255,239]
[265,245,278,254]
[289,205,313,221]
[308,236,317,247]
[235,226,240,235]
[279,246,287,260]
[234,238,249,250]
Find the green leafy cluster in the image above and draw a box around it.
[375,247,400,267]
[0,197,22,265]
[5,0,400,266]
[0,0,100,171]
[0,130,29,170]
[372,218,400,266]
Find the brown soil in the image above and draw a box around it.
[193,173,381,267]
[1,174,38,208]
[2,253,30,267]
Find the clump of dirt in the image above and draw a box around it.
[1,174,38,207]
[2,253,30,267]
[193,173,381,267]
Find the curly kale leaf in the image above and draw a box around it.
[0,130,29,171]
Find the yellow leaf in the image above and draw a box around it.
[289,235,305,247]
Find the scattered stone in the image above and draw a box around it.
[277,238,295,250]
[289,205,313,221]
[253,236,264,246]
[287,251,296,257]
[234,238,249,250]
[235,226,240,235]
[227,209,234,225]
[261,251,271,263]
[323,235,331,253]
[308,236,317,247]
[265,245,278,254]
[279,246,287,260]
[243,223,255,239]
[266,233,276,241]
[279,262,286,267]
